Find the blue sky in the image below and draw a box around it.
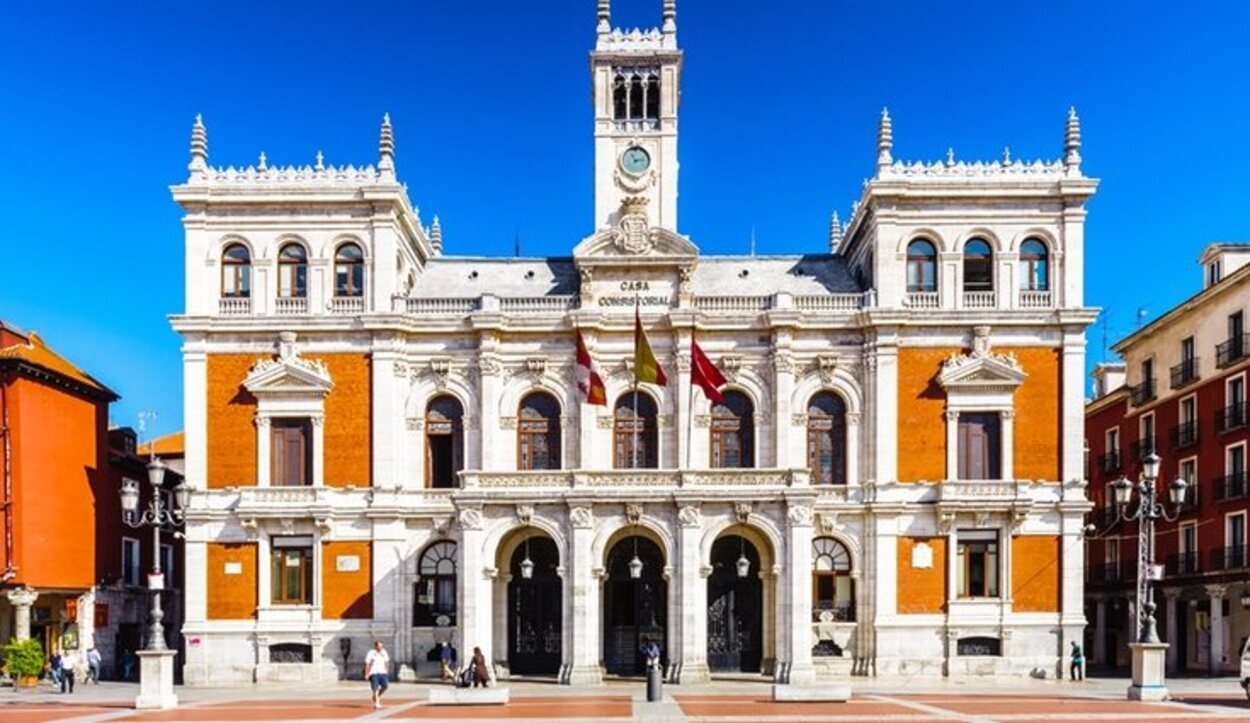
[2,1,1248,436]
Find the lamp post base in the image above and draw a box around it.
[1126,642,1169,701]
[135,650,179,710]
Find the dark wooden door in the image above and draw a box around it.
[707,536,762,673]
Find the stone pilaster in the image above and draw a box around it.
[567,504,602,684]
[1206,584,1226,674]
[782,502,815,683]
[676,504,709,683]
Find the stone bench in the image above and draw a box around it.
[771,683,851,702]
[427,686,510,705]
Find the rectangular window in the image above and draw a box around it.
[957,412,1001,480]
[1228,445,1246,476]
[956,530,999,598]
[1231,310,1244,341]
[122,537,141,586]
[1208,260,1223,287]
[271,419,311,487]
[1139,413,1156,458]
[1105,537,1120,579]
[1182,336,1195,362]
[270,536,314,605]
[160,543,174,582]
[1228,513,1246,547]
[1180,457,1198,507]
[1229,376,1245,407]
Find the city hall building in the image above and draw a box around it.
[172,2,1097,685]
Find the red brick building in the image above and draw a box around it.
[1084,244,1250,675]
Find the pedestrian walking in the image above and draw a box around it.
[1069,640,1085,681]
[470,646,489,688]
[49,649,63,688]
[121,649,136,681]
[363,640,390,710]
[60,649,77,694]
[86,647,101,684]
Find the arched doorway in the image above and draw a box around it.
[603,535,666,675]
[707,534,763,673]
[506,535,562,675]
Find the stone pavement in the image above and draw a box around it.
[1,676,1247,722]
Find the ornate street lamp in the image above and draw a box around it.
[121,456,188,709]
[1112,452,1187,701]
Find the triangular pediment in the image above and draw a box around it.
[573,225,698,266]
[244,356,334,396]
[937,351,1027,390]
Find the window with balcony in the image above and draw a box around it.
[270,537,313,605]
[812,537,854,622]
[614,391,658,469]
[1101,428,1121,473]
[221,243,251,298]
[1171,337,1199,388]
[957,412,1001,480]
[1225,513,1246,569]
[413,541,457,626]
[1175,522,1199,574]
[518,392,561,471]
[1220,444,1247,501]
[1133,413,1156,461]
[806,392,847,485]
[906,239,938,293]
[956,530,999,598]
[277,243,308,299]
[1219,376,1246,432]
[334,243,365,297]
[1102,537,1121,582]
[1179,457,1198,508]
[1172,396,1198,448]
[426,395,464,489]
[710,390,754,469]
[1131,359,1156,406]
[1217,311,1246,368]
[962,239,994,292]
[271,419,311,487]
[1019,239,1050,291]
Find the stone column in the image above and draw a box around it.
[676,504,709,683]
[772,346,795,468]
[457,508,489,667]
[1163,590,1179,673]
[1092,596,1107,665]
[672,326,692,469]
[1206,584,1226,674]
[255,416,271,486]
[477,350,502,471]
[782,502,816,684]
[567,504,602,684]
[6,588,38,640]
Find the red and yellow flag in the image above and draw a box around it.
[575,328,607,405]
[633,306,668,386]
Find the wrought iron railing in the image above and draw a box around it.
[1214,471,1247,501]
[1169,420,1199,449]
[1216,335,1249,368]
[1170,358,1200,389]
[1129,378,1157,406]
[1216,402,1247,433]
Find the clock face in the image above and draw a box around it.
[620,146,651,175]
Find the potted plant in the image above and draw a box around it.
[3,638,45,687]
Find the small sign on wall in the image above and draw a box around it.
[223,562,243,575]
[336,555,361,573]
[911,542,933,569]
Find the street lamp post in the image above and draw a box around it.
[120,457,189,710]
[1111,452,1187,701]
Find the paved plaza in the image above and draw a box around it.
[2,677,1248,722]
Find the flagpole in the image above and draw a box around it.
[633,294,640,469]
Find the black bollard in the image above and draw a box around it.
[646,664,662,702]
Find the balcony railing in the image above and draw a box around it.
[904,291,940,309]
[1166,551,1201,576]
[1018,290,1053,308]
[962,291,996,309]
[1099,451,1122,474]
[694,295,772,313]
[1170,358,1200,389]
[274,297,308,315]
[1214,471,1247,501]
[1216,402,1247,433]
[218,297,252,315]
[406,297,478,315]
[329,296,365,314]
[1130,437,1156,462]
[1129,378,1157,406]
[1216,335,1250,368]
[499,296,579,314]
[1169,420,1199,449]
[1090,562,1124,583]
[793,293,872,312]
[1208,545,1248,571]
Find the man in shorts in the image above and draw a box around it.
[363,640,390,709]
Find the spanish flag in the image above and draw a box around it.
[633,305,668,386]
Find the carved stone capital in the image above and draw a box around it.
[771,351,795,374]
[516,504,535,526]
[787,504,814,527]
[625,503,643,526]
[677,504,702,529]
[458,507,483,531]
[500,416,517,430]
[734,502,752,524]
[5,587,38,608]
[569,506,594,529]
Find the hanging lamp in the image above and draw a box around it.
[520,537,535,580]
[736,535,750,578]
[628,536,644,579]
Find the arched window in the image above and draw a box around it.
[334,243,364,297]
[710,390,754,468]
[807,392,847,485]
[963,239,994,291]
[278,243,307,298]
[1020,239,1050,291]
[518,392,561,470]
[426,396,464,489]
[812,537,854,622]
[413,541,457,626]
[221,244,251,298]
[906,239,937,293]
[614,392,658,469]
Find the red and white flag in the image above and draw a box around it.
[575,328,607,405]
[691,337,726,403]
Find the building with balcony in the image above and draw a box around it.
[1084,243,1250,675]
[172,2,1096,686]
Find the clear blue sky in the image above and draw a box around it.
[2,1,1248,436]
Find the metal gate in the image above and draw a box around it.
[707,535,762,673]
[507,536,562,675]
[603,535,666,676]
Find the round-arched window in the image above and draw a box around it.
[335,243,365,297]
[518,392,561,471]
[1020,239,1050,291]
[221,244,251,298]
[807,392,847,485]
[278,243,307,298]
[812,537,854,622]
[414,541,457,626]
[906,239,937,293]
[710,391,754,469]
[963,238,993,292]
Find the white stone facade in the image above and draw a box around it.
[172,2,1096,686]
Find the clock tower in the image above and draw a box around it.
[591,0,682,233]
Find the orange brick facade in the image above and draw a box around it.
[1010,535,1061,613]
[207,542,258,619]
[896,346,1062,483]
[321,541,373,619]
[320,354,372,487]
[896,536,947,614]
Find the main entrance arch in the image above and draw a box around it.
[506,534,562,675]
[707,534,763,673]
[603,534,666,676]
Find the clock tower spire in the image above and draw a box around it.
[591,0,682,233]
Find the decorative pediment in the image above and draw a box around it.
[937,327,1025,392]
[572,223,698,265]
[244,332,333,397]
